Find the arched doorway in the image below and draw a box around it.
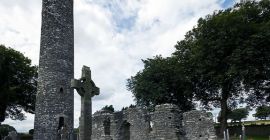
[119,120,130,140]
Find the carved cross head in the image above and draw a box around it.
[71,65,99,97]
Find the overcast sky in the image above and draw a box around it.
[0,0,240,132]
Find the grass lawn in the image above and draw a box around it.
[243,120,270,125]
[246,135,270,140]
[230,136,269,140]
[216,120,270,140]
[223,120,270,126]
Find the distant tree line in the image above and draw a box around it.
[254,105,270,120]
[101,105,115,113]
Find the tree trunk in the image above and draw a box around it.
[220,98,228,135]
[0,104,7,124]
[220,92,228,136]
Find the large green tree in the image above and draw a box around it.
[0,124,16,138]
[227,108,249,123]
[254,105,270,120]
[0,45,37,124]
[173,0,270,133]
[127,56,194,111]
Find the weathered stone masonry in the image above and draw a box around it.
[92,104,216,140]
[183,110,217,140]
[33,0,74,139]
[150,104,185,140]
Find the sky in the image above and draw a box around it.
[0,0,243,132]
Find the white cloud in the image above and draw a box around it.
[0,0,41,65]
[1,0,230,132]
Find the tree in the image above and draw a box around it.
[173,0,270,133]
[227,108,249,123]
[121,104,136,111]
[101,105,115,113]
[0,45,37,124]
[28,129,34,135]
[0,124,16,138]
[254,105,270,120]
[127,56,194,111]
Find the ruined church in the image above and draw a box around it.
[92,104,216,140]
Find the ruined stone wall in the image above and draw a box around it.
[91,104,217,140]
[123,108,150,140]
[150,104,185,140]
[92,111,113,140]
[92,108,150,140]
[110,111,125,140]
[182,110,217,140]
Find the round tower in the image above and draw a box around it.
[33,0,74,139]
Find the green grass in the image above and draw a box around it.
[214,120,270,140]
[243,120,270,125]
[246,135,269,140]
[230,135,269,140]
[221,120,270,126]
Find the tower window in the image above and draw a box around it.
[149,121,153,132]
[58,117,65,130]
[60,87,64,93]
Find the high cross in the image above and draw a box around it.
[71,65,99,140]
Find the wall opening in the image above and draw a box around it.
[60,87,64,93]
[149,121,153,132]
[119,120,130,140]
[58,117,65,130]
[103,119,111,135]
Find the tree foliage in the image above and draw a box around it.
[127,56,194,111]
[28,129,34,135]
[0,124,16,138]
[227,108,249,122]
[254,105,270,120]
[121,104,137,111]
[173,0,270,132]
[101,105,115,113]
[0,45,37,123]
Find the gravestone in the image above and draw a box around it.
[71,66,100,140]
[33,0,74,139]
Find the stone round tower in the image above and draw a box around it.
[33,0,74,139]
